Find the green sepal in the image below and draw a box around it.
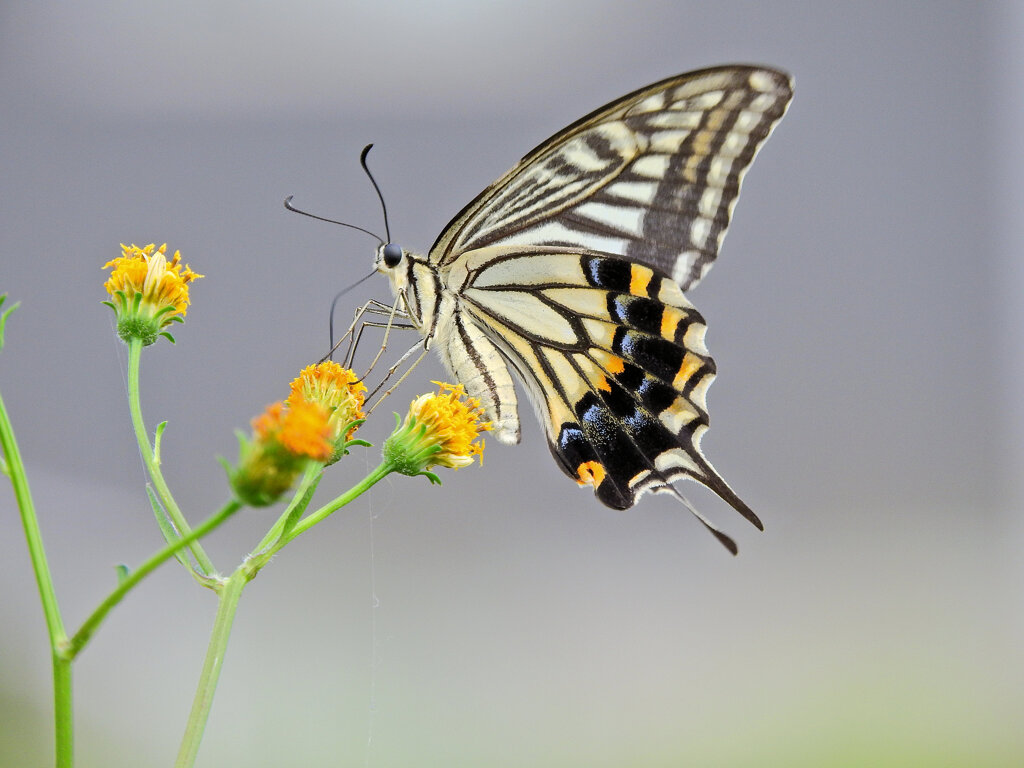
[217,454,234,477]
[159,331,177,344]
[115,563,131,584]
[417,471,442,486]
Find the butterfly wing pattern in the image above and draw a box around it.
[381,65,792,552]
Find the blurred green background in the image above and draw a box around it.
[2,1,1022,766]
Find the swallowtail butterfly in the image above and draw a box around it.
[374,65,792,552]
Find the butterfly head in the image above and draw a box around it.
[374,241,414,301]
[377,242,404,270]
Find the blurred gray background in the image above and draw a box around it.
[2,1,1022,766]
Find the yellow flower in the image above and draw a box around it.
[102,243,203,345]
[229,398,333,506]
[286,361,367,444]
[382,382,492,483]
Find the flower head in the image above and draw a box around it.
[228,398,333,506]
[102,243,203,345]
[286,361,367,455]
[382,382,492,483]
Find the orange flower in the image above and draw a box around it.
[230,398,333,506]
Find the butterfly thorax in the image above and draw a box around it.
[376,241,524,444]
[376,245,438,337]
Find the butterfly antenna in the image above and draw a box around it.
[283,196,384,245]
[359,144,392,243]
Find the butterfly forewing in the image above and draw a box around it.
[431,66,792,291]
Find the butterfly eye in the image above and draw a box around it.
[382,243,403,268]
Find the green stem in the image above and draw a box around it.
[126,337,215,576]
[175,570,247,768]
[249,463,323,557]
[64,500,242,660]
[175,464,393,767]
[52,654,73,768]
[0,388,73,767]
[278,461,393,549]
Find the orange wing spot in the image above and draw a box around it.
[661,307,682,340]
[605,355,626,374]
[629,264,653,296]
[672,352,704,390]
[595,372,611,392]
[576,460,606,488]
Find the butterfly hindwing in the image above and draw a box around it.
[438,246,761,536]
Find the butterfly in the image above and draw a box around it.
[370,65,792,552]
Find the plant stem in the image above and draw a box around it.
[0,388,73,767]
[175,569,247,768]
[64,500,242,660]
[249,463,323,556]
[52,654,73,768]
[173,463,393,766]
[278,461,392,548]
[126,337,215,576]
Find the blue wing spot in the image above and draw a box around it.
[582,255,631,291]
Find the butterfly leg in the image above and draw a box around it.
[318,298,398,364]
[344,303,415,371]
[355,295,415,380]
[365,342,431,414]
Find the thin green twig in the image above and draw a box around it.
[126,337,216,577]
[64,499,242,660]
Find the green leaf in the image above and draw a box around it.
[115,564,131,584]
[154,421,168,464]
[147,485,194,573]
[0,295,19,351]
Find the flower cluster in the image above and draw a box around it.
[102,243,203,345]
[99,242,489,507]
[228,362,368,505]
